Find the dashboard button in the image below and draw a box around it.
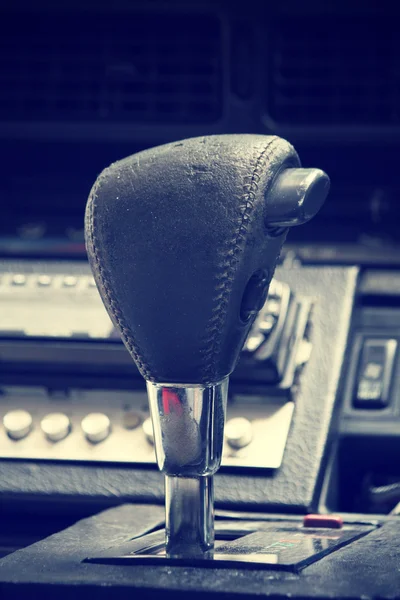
[3,409,33,440]
[354,338,397,409]
[142,417,154,445]
[244,333,264,353]
[258,314,276,334]
[303,514,343,529]
[81,412,111,443]
[11,274,27,286]
[37,275,52,287]
[63,276,78,288]
[265,299,281,316]
[41,412,71,442]
[122,411,141,430]
[225,417,253,449]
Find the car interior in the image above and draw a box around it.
[0,0,400,598]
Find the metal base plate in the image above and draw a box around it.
[85,520,374,573]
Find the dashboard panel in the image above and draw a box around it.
[0,1,400,597]
[0,0,399,519]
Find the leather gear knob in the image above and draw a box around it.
[85,134,328,385]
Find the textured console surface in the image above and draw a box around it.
[0,504,399,599]
[215,266,358,511]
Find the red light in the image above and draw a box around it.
[162,389,183,416]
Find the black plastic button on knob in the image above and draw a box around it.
[240,270,269,323]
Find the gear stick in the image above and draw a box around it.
[85,135,329,558]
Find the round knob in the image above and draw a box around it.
[37,275,52,287]
[122,411,142,430]
[81,412,111,444]
[3,410,33,440]
[142,417,154,445]
[225,417,253,450]
[11,274,27,286]
[63,276,78,288]
[41,412,71,442]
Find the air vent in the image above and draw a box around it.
[0,12,222,124]
[267,17,400,126]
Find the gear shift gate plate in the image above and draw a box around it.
[85,520,374,572]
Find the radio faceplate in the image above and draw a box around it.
[0,260,312,470]
[0,260,311,390]
[0,386,293,470]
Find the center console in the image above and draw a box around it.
[1,259,400,597]
[1,261,398,518]
[0,258,356,504]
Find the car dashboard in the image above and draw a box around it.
[0,1,400,598]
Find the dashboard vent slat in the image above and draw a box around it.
[0,12,222,124]
[267,17,400,126]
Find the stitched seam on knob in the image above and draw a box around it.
[86,174,154,381]
[200,136,281,383]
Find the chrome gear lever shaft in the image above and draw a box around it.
[85,135,329,558]
[146,379,228,556]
